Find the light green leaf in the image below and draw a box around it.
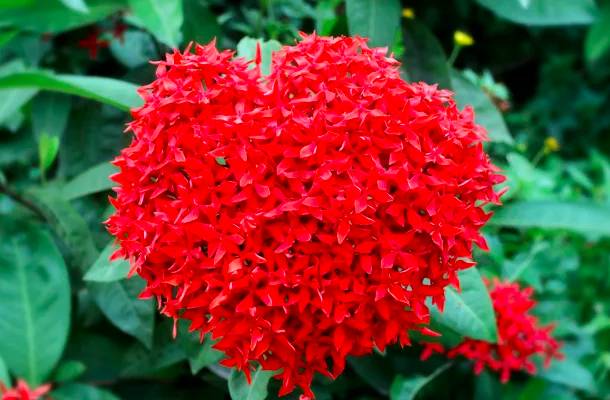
[0,60,38,125]
[63,162,117,200]
[88,277,155,349]
[128,0,183,48]
[228,367,276,400]
[315,0,341,36]
[402,20,451,89]
[181,0,220,44]
[489,201,610,237]
[0,356,10,387]
[0,30,18,48]
[585,5,610,63]
[390,363,451,400]
[0,70,141,111]
[431,268,498,342]
[52,383,119,400]
[451,70,514,144]
[346,0,401,48]
[59,0,89,13]
[31,93,72,139]
[539,359,597,394]
[236,37,282,76]
[476,0,597,26]
[0,219,71,385]
[0,0,125,33]
[53,360,87,383]
[84,242,129,283]
[38,133,60,174]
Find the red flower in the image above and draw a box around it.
[78,27,109,59]
[0,380,51,400]
[421,280,563,382]
[112,22,127,42]
[107,33,504,397]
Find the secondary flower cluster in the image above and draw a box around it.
[107,33,504,397]
[421,280,562,382]
[0,380,50,400]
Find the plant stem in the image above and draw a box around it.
[447,45,461,66]
[0,182,47,221]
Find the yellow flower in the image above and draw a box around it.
[402,8,415,19]
[544,137,560,153]
[454,30,474,47]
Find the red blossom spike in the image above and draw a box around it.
[107,34,504,397]
[0,380,51,400]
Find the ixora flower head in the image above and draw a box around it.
[106,33,504,397]
[421,280,563,383]
[0,380,51,400]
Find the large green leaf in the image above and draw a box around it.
[390,363,451,400]
[402,20,451,89]
[476,0,597,26]
[0,219,71,385]
[128,0,183,48]
[451,70,513,144]
[0,70,141,111]
[0,60,38,125]
[348,353,394,395]
[538,359,597,394]
[489,201,610,237]
[88,277,155,349]
[52,383,120,400]
[236,37,282,77]
[63,162,117,200]
[585,5,610,63]
[228,367,276,400]
[31,93,72,139]
[181,0,220,44]
[345,0,401,48]
[315,0,342,36]
[84,241,129,283]
[0,356,9,387]
[0,0,126,33]
[177,321,223,374]
[431,268,498,342]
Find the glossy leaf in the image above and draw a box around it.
[431,268,498,342]
[346,0,401,48]
[228,367,276,400]
[63,162,117,200]
[0,70,141,111]
[402,20,451,89]
[0,219,71,385]
[84,242,129,282]
[52,383,120,400]
[476,0,597,26]
[128,0,183,48]
[236,37,282,76]
[585,5,610,63]
[390,363,451,400]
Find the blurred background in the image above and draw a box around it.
[0,0,608,399]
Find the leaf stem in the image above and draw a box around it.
[0,182,47,221]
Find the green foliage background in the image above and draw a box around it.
[0,0,609,399]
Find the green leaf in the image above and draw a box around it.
[0,356,10,387]
[0,0,125,33]
[348,353,394,395]
[84,241,129,282]
[431,268,498,342]
[88,277,155,349]
[228,367,276,400]
[53,360,87,383]
[181,0,220,44]
[489,201,610,237]
[315,0,341,36]
[585,5,610,63]
[128,0,183,48]
[402,20,451,89]
[63,162,117,200]
[451,70,514,144]
[177,321,223,374]
[346,0,401,48]
[538,359,597,394]
[52,383,120,400]
[0,70,141,111]
[0,30,18,49]
[236,37,282,77]
[0,60,38,125]
[38,133,60,174]
[31,92,72,139]
[0,219,71,385]
[475,0,597,26]
[390,363,451,400]
[110,30,157,68]
[59,0,89,13]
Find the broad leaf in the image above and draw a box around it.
[0,60,38,125]
[63,162,117,200]
[451,70,514,144]
[228,367,276,400]
[59,0,89,13]
[476,0,597,26]
[53,360,87,383]
[489,201,610,237]
[0,219,71,385]
[315,0,342,36]
[177,321,223,374]
[236,37,282,76]
[128,0,183,48]
[31,92,72,139]
[0,356,9,387]
[390,363,451,400]
[52,383,120,400]
[110,30,157,68]
[346,0,401,48]
[0,70,141,111]
[348,354,394,395]
[431,268,498,342]
[538,359,597,394]
[84,242,129,283]
[402,20,451,89]
[585,5,610,63]
[182,0,221,44]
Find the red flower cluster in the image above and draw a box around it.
[107,33,503,397]
[421,280,562,382]
[0,380,50,400]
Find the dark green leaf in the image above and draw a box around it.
[52,383,120,400]
[315,0,341,36]
[236,37,282,76]
[228,367,276,400]
[346,0,401,48]
[53,360,87,383]
[31,92,72,139]
[390,363,451,400]
[177,321,223,374]
[182,0,221,44]
[0,356,9,387]
[451,70,514,144]
[84,241,129,282]
[348,353,393,395]
[475,0,597,26]
[128,0,183,48]
[63,162,117,200]
[402,20,451,89]
[431,268,498,342]
[0,219,71,384]
[585,5,610,63]
[110,30,157,68]
[538,359,597,394]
